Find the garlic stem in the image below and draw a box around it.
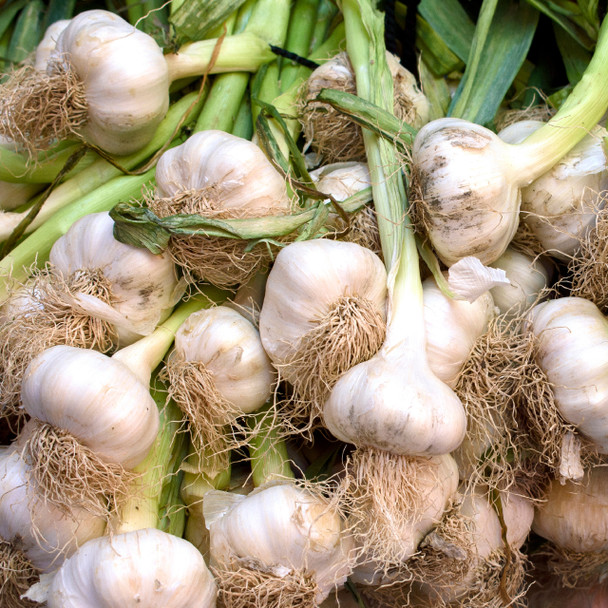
[164,32,277,82]
[115,383,188,535]
[112,288,226,385]
[509,16,608,183]
[247,403,295,488]
[194,0,292,133]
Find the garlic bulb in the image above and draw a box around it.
[411,486,533,605]
[302,51,430,163]
[19,344,159,519]
[164,305,275,469]
[22,345,159,468]
[490,246,551,317]
[500,120,608,259]
[205,482,354,606]
[526,296,608,453]
[423,275,495,387]
[345,452,459,574]
[49,211,183,345]
[0,447,104,573]
[259,238,387,429]
[35,529,217,608]
[151,130,292,289]
[532,466,608,553]
[0,10,275,156]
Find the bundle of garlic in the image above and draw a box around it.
[204,481,354,608]
[0,9,277,156]
[258,238,388,434]
[300,50,430,163]
[410,16,608,267]
[317,0,466,571]
[0,211,182,425]
[0,447,105,608]
[15,293,221,522]
[147,129,293,289]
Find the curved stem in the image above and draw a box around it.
[512,14,608,183]
[111,288,227,385]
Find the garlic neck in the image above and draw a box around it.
[164,33,275,83]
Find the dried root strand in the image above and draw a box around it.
[0,62,88,157]
[278,296,386,436]
[0,267,118,423]
[339,447,446,571]
[150,188,289,290]
[0,541,40,608]
[161,356,245,475]
[569,206,608,312]
[214,559,319,608]
[21,421,136,521]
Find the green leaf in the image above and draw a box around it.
[169,0,248,44]
[449,0,539,126]
[554,20,592,84]
[416,15,465,76]
[418,0,476,62]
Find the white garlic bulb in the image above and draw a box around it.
[171,306,275,414]
[411,118,523,266]
[50,10,170,155]
[205,482,354,605]
[526,296,608,453]
[532,465,608,553]
[21,344,159,468]
[155,130,290,213]
[423,275,496,387]
[49,211,182,345]
[152,130,291,288]
[500,120,608,259]
[490,247,551,316]
[259,238,387,386]
[0,447,105,573]
[38,529,217,607]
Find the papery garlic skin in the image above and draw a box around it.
[34,19,70,71]
[21,344,159,468]
[0,448,105,573]
[172,305,275,414]
[206,483,354,604]
[259,239,387,385]
[490,247,551,316]
[500,120,608,259]
[43,529,217,608]
[50,10,170,155]
[423,275,495,387]
[532,466,608,553]
[155,130,291,214]
[412,118,522,266]
[49,211,182,346]
[310,162,371,201]
[526,296,608,453]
